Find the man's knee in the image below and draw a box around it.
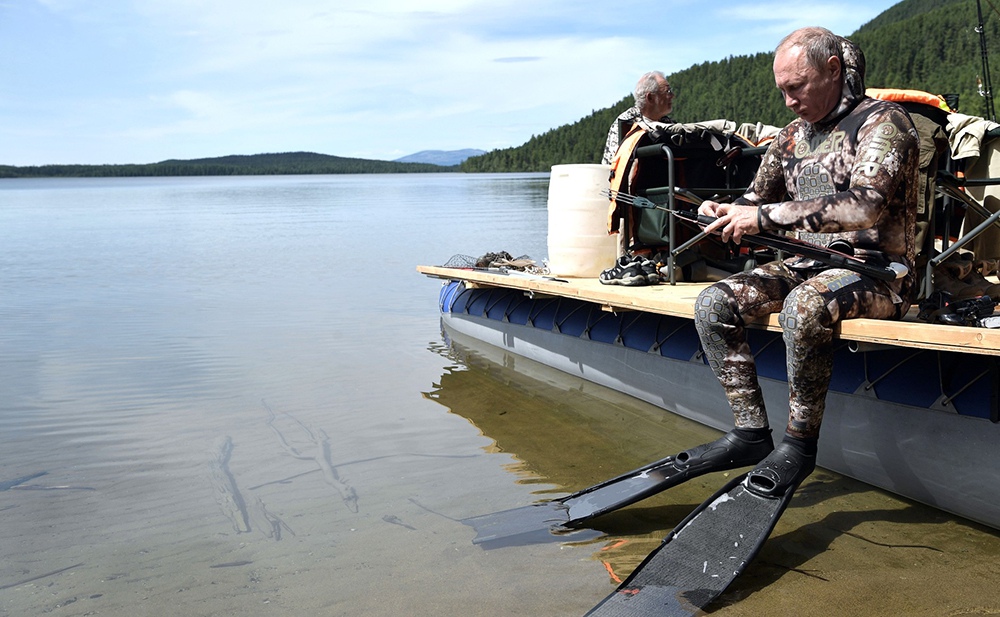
[778,285,830,345]
[694,284,740,371]
[694,284,739,330]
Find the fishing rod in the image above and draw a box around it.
[604,188,908,282]
[977,0,996,121]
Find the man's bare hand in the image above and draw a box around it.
[697,202,760,244]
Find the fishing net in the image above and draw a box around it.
[441,251,549,274]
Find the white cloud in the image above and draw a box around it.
[718,1,884,39]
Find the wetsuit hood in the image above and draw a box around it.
[816,35,867,127]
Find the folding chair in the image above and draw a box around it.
[609,121,766,284]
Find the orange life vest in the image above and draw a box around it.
[607,124,649,234]
[867,88,954,112]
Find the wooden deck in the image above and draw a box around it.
[418,265,1000,357]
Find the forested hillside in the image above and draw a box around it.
[462,0,998,172]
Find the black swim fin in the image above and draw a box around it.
[462,429,773,547]
[584,441,815,616]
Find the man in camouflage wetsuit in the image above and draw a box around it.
[688,27,919,491]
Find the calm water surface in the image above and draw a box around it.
[2,174,999,617]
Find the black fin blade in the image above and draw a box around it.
[461,456,683,547]
[585,473,795,616]
[463,501,572,547]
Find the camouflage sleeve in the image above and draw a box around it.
[757,106,917,233]
[760,185,889,233]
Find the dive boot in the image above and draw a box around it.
[673,427,775,475]
[746,438,817,498]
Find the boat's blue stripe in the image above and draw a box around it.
[440,281,995,419]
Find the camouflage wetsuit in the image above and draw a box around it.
[693,87,919,439]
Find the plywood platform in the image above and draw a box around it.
[418,265,1000,357]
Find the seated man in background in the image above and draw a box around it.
[601,71,675,165]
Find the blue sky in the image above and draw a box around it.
[0,0,903,166]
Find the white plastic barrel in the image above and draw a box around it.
[546,164,618,277]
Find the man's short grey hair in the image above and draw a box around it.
[775,27,844,73]
[634,71,666,109]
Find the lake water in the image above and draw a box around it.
[2,173,1000,617]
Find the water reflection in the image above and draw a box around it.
[426,326,1000,616]
[424,330,727,579]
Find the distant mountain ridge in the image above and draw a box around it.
[0,150,489,177]
[0,151,457,178]
[394,149,486,166]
